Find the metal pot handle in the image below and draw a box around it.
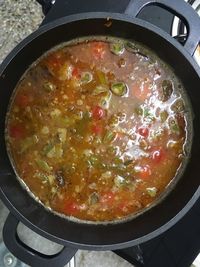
[3,213,77,267]
[125,0,200,56]
[36,0,54,15]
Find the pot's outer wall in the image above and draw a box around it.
[0,14,200,250]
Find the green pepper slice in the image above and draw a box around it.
[111,82,128,96]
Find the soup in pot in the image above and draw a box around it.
[5,37,190,222]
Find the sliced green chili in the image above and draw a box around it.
[81,72,93,84]
[103,130,116,143]
[92,85,108,95]
[111,82,127,96]
[36,159,52,172]
[110,42,125,55]
[97,70,107,84]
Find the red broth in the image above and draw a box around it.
[6,37,190,222]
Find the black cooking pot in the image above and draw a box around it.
[0,0,200,266]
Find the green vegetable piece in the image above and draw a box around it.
[143,108,150,117]
[56,117,74,128]
[41,126,49,134]
[111,82,128,96]
[143,108,155,122]
[97,70,107,84]
[46,146,56,158]
[114,175,126,187]
[20,135,38,153]
[36,159,52,172]
[72,110,83,121]
[47,174,55,185]
[43,143,54,155]
[35,172,48,182]
[43,81,56,92]
[57,128,67,143]
[99,91,112,109]
[160,110,169,122]
[50,109,61,118]
[89,192,99,205]
[81,72,93,84]
[103,131,116,143]
[83,149,93,157]
[146,187,157,197]
[169,118,180,135]
[47,144,63,158]
[75,111,91,136]
[114,157,123,165]
[92,85,108,95]
[160,80,173,102]
[110,42,125,55]
[171,122,180,134]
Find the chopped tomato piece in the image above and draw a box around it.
[133,82,151,101]
[138,127,149,138]
[92,106,105,120]
[16,94,31,108]
[91,42,106,60]
[64,200,79,215]
[91,124,103,135]
[72,67,81,79]
[9,124,25,139]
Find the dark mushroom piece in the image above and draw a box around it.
[55,169,65,187]
[159,80,173,102]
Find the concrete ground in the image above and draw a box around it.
[0,1,133,266]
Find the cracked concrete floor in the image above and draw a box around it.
[0,1,134,266]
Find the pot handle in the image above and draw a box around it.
[125,0,200,56]
[3,213,77,267]
[36,0,54,14]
